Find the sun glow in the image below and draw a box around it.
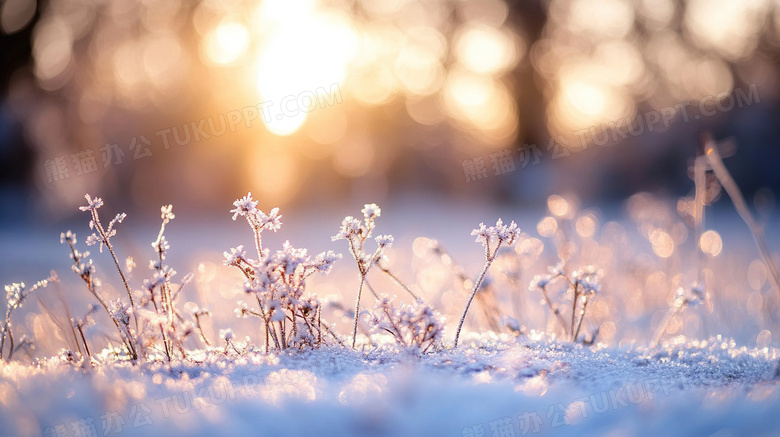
[254,7,358,136]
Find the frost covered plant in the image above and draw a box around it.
[61,231,138,361]
[231,192,282,259]
[219,329,239,354]
[529,261,602,342]
[333,203,416,348]
[529,262,570,337]
[136,205,196,362]
[79,194,137,327]
[454,219,520,347]
[191,306,213,347]
[226,193,342,352]
[71,304,99,363]
[651,283,705,347]
[1,277,53,361]
[369,295,444,353]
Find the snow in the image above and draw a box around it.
[1,333,778,437]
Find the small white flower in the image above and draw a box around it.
[78,194,103,212]
[276,241,308,276]
[230,193,258,221]
[219,328,234,342]
[234,301,250,318]
[579,277,600,295]
[313,250,342,274]
[60,231,76,245]
[530,274,551,290]
[152,236,170,253]
[332,216,362,241]
[257,207,282,232]
[5,283,24,308]
[375,234,394,248]
[223,245,246,265]
[73,260,96,276]
[361,203,381,221]
[471,219,521,247]
[160,204,175,221]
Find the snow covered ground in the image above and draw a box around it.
[1,333,778,437]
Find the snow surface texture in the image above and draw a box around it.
[1,333,778,437]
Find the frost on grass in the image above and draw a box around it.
[1,191,780,435]
[224,192,343,352]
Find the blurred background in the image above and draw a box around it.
[0,0,778,219]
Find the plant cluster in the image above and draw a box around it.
[226,193,343,352]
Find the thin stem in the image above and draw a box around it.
[454,242,501,348]
[6,325,14,362]
[352,273,366,348]
[317,306,322,346]
[377,262,419,300]
[78,324,91,361]
[541,286,569,337]
[364,279,380,299]
[153,296,172,362]
[92,211,137,330]
[320,317,346,347]
[651,305,682,347]
[249,217,264,260]
[572,297,590,342]
[351,246,382,349]
[0,309,11,361]
[703,133,780,303]
[693,154,706,286]
[193,314,212,347]
[254,295,280,350]
[570,282,579,338]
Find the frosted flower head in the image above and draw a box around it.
[375,234,394,248]
[313,250,342,274]
[70,249,90,262]
[276,241,309,276]
[362,204,381,221]
[223,245,246,265]
[109,299,131,325]
[153,236,170,253]
[579,277,600,295]
[471,219,521,247]
[573,265,599,278]
[572,265,601,294]
[230,192,258,221]
[60,231,76,245]
[85,233,100,247]
[530,274,551,290]
[495,219,521,245]
[74,260,96,276]
[161,204,175,221]
[78,194,103,212]
[5,282,24,308]
[108,213,126,230]
[257,207,282,232]
[242,280,258,294]
[234,301,250,318]
[675,283,705,308]
[332,216,362,241]
[219,328,234,342]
